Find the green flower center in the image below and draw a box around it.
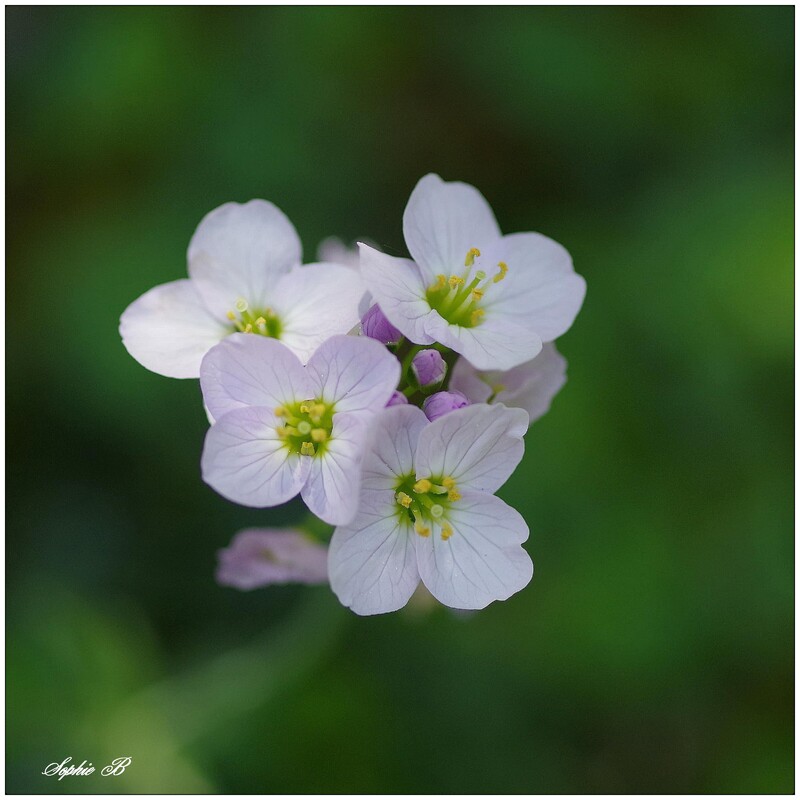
[275,399,334,457]
[227,298,281,338]
[394,473,461,540]
[424,248,508,328]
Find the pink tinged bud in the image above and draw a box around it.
[411,349,447,387]
[216,528,328,590]
[422,390,470,421]
[386,390,409,407]
[361,304,402,345]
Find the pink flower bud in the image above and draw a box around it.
[361,304,401,345]
[422,390,470,421]
[411,349,447,387]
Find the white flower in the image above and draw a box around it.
[216,528,328,589]
[200,333,400,526]
[328,403,533,615]
[120,200,365,378]
[450,343,567,425]
[359,174,586,371]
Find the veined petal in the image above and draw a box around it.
[188,200,301,319]
[423,311,542,372]
[200,335,312,422]
[301,412,369,526]
[271,263,365,364]
[415,403,528,494]
[360,404,429,491]
[306,335,400,414]
[403,173,502,283]
[201,406,310,507]
[450,343,567,425]
[488,232,586,342]
[329,493,419,616]
[119,279,228,379]
[216,528,328,589]
[415,492,533,610]
[358,244,436,345]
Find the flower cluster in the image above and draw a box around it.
[120,174,585,615]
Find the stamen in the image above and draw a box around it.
[396,492,413,509]
[442,477,456,489]
[244,323,253,333]
[441,523,453,541]
[311,428,327,442]
[414,521,431,537]
[447,488,461,502]
[464,247,481,267]
[448,275,464,290]
[276,427,289,439]
[310,403,326,423]
[300,442,316,456]
[470,309,485,326]
[471,289,484,301]
[275,406,287,417]
[431,274,447,292]
[493,262,508,283]
[413,479,432,493]
[226,310,236,321]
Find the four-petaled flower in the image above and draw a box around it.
[328,403,533,615]
[359,173,586,371]
[200,334,400,525]
[120,200,365,378]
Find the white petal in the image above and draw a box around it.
[414,403,528,493]
[119,279,228,379]
[450,343,567,425]
[415,493,533,610]
[423,311,542,372]
[402,173,502,283]
[200,334,312,422]
[306,335,400,414]
[328,491,420,616]
[360,405,429,491]
[201,406,310,507]
[188,200,301,318]
[488,232,586,342]
[270,263,366,363]
[358,244,436,345]
[301,413,369,526]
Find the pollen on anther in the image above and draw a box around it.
[447,488,462,502]
[311,428,327,443]
[226,310,236,321]
[493,262,508,283]
[472,289,484,301]
[300,442,316,456]
[441,523,453,541]
[464,247,481,267]
[414,521,431,537]
[432,274,447,291]
[413,478,432,493]
[255,316,267,327]
[442,477,456,489]
[275,406,287,417]
[448,275,465,290]
[244,323,253,333]
[470,309,485,326]
[396,492,413,509]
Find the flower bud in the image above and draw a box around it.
[411,349,446,387]
[361,304,401,345]
[422,390,469,421]
[385,390,409,407]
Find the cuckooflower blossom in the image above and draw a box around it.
[200,333,400,525]
[411,349,447,388]
[216,528,328,589]
[120,200,365,378]
[359,174,586,371]
[450,343,567,425]
[422,390,469,421]
[328,403,533,615]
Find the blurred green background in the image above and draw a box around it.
[6,6,793,793]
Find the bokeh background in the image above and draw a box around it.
[6,6,793,793]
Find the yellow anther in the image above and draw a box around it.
[276,426,289,439]
[300,442,316,456]
[396,492,413,509]
[226,310,236,321]
[448,275,464,290]
[414,521,431,537]
[447,488,461,502]
[235,298,249,312]
[442,477,456,489]
[464,247,481,267]
[413,479,432,493]
[244,323,253,333]
[299,402,311,414]
[255,316,267,327]
[431,274,447,292]
[470,309,485,326]
[275,406,287,417]
[493,262,508,283]
[311,428,327,443]
[441,523,453,541]
[471,289,484,301]
[310,403,326,422]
